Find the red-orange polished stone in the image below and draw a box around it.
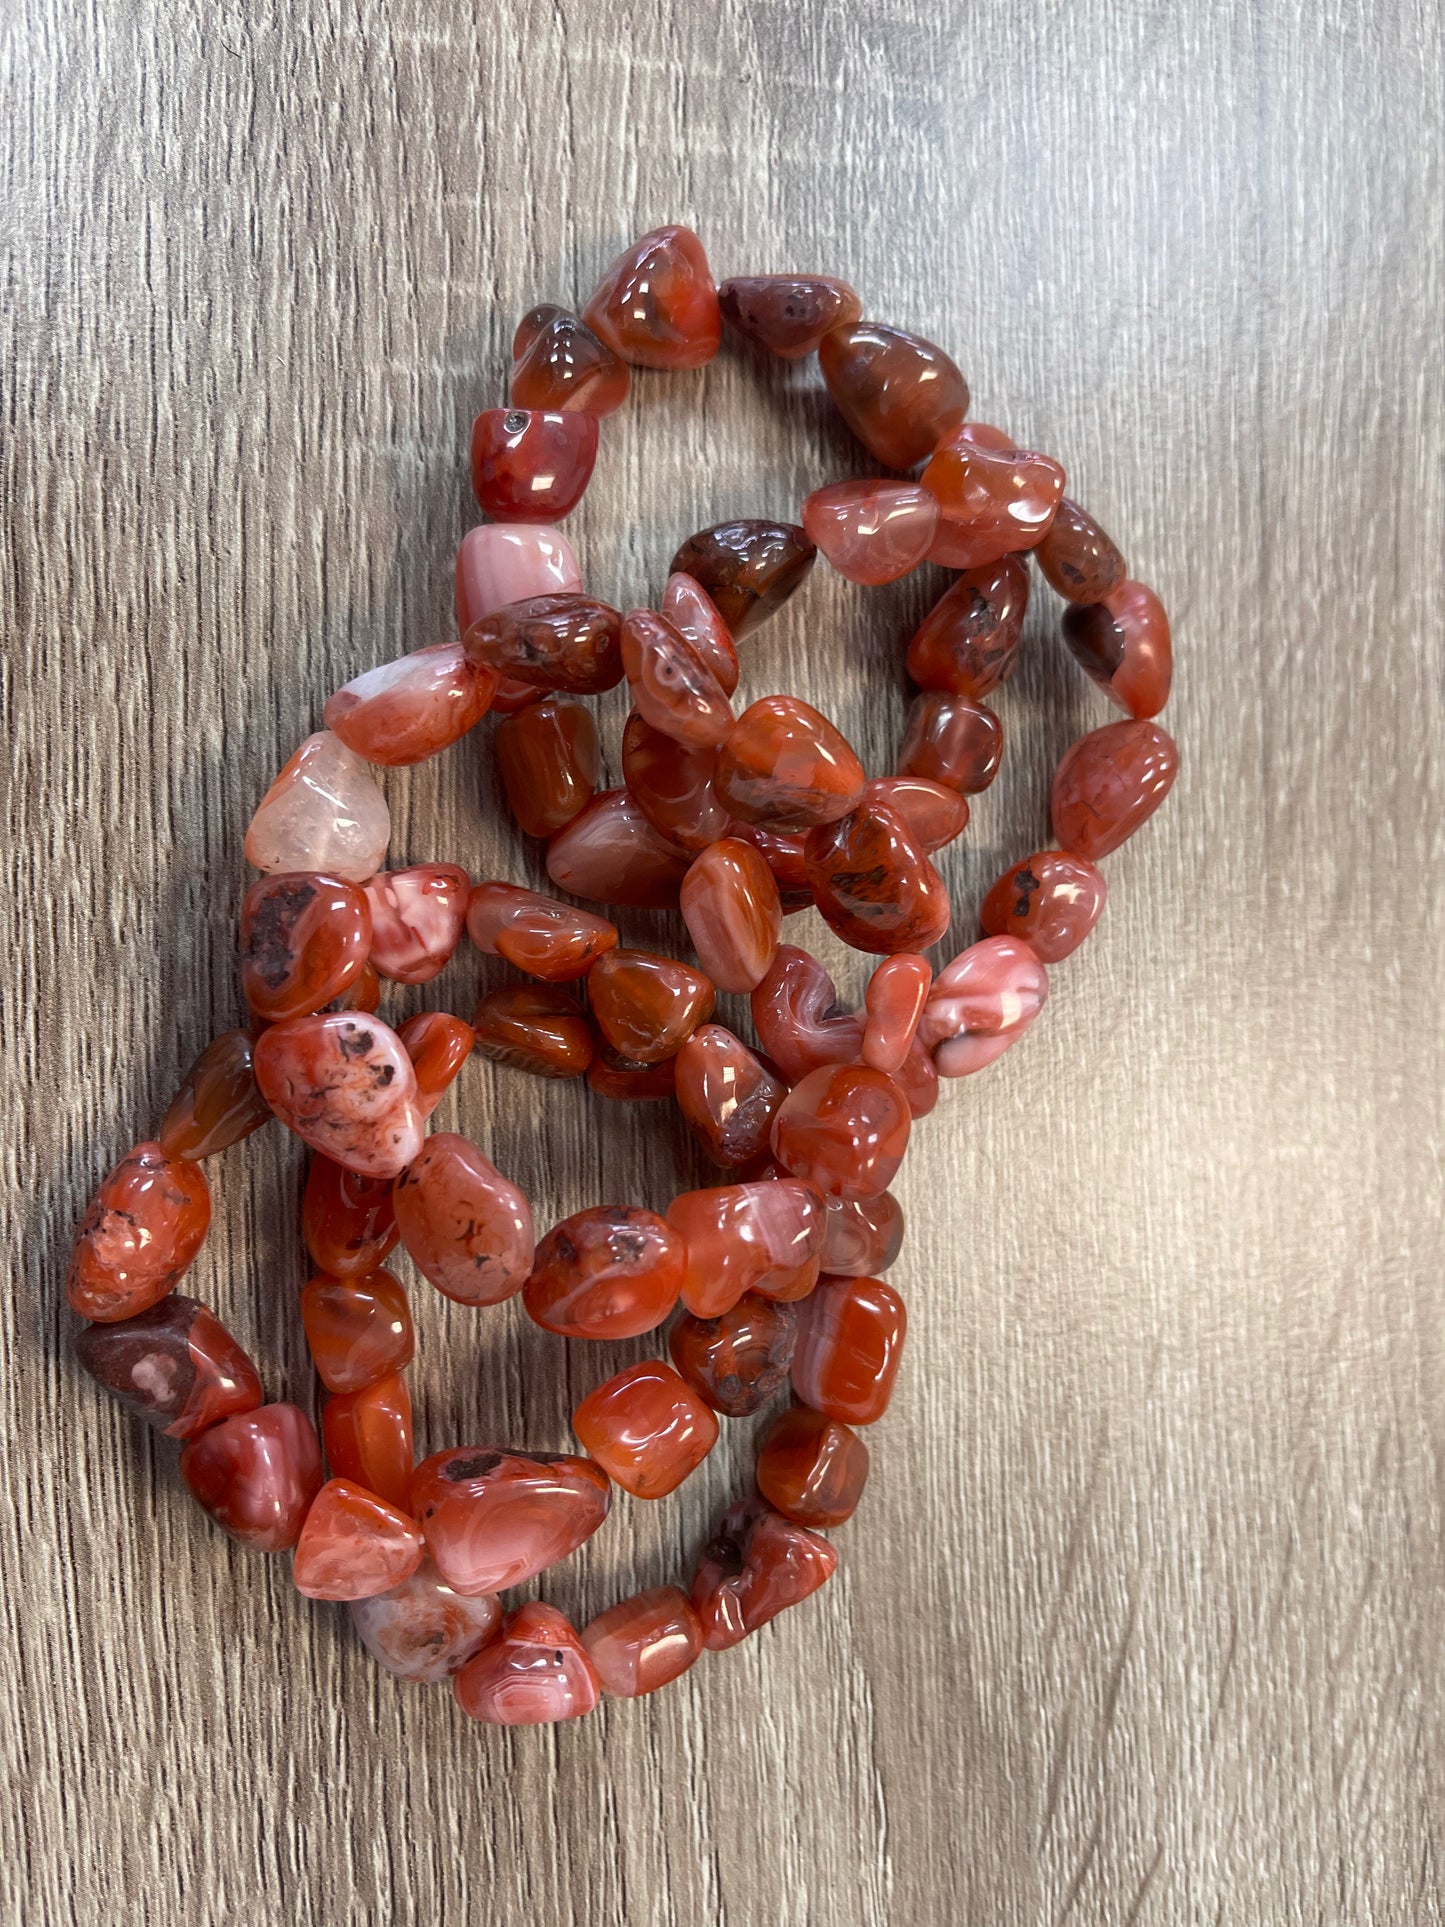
[1050,720,1179,859]
[716,696,866,833]
[771,1062,911,1201]
[470,407,598,522]
[980,850,1107,962]
[364,864,470,986]
[67,1142,211,1322]
[74,1293,263,1439]
[397,1010,474,1116]
[679,838,781,991]
[1035,496,1127,603]
[159,1030,272,1161]
[253,1013,424,1179]
[669,1292,799,1416]
[621,608,735,749]
[862,778,969,854]
[511,304,631,416]
[820,1192,904,1276]
[663,571,740,694]
[667,521,816,639]
[392,1132,534,1307]
[756,1404,870,1526]
[690,1496,837,1650]
[494,696,598,837]
[674,1024,787,1168]
[792,1275,907,1425]
[464,594,623,695]
[582,1586,704,1697]
[524,1206,685,1339]
[1062,578,1173,719]
[240,872,372,1024]
[302,1155,398,1278]
[587,948,715,1064]
[466,880,618,981]
[905,556,1030,698]
[323,643,498,766]
[922,428,1065,568]
[180,1403,323,1552]
[453,1601,599,1724]
[323,1371,413,1511]
[410,1449,611,1594]
[292,1477,424,1601]
[804,798,952,955]
[897,692,1004,794]
[621,712,729,853]
[300,1269,413,1394]
[726,821,812,909]
[862,954,933,1073]
[586,1048,678,1102]
[819,321,969,469]
[718,274,862,358]
[572,1360,718,1499]
[666,1179,825,1318]
[582,224,721,369]
[327,959,382,1014]
[546,788,693,909]
[750,945,865,1080]
[802,480,939,585]
[471,984,593,1079]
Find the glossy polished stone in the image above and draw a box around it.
[679,838,781,992]
[74,1293,262,1439]
[862,953,933,1073]
[669,1292,799,1416]
[159,1030,272,1161]
[455,523,581,632]
[756,1404,870,1527]
[922,428,1065,568]
[546,788,692,909]
[471,984,593,1079]
[180,1403,323,1552]
[667,1178,825,1318]
[716,696,866,832]
[464,593,623,695]
[323,1371,413,1511]
[818,321,969,469]
[802,480,939,585]
[292,1477,424,1601]
[410,1448,611,1594]
[725,821,813,910]
[894,1033,940,1120]
[323,643,497,766]
[572,1360,718,1498]
[586,1047,678,1102]
[621,712,729,853]
[328,959,382,1015]
[820,1192,904,1276]
[771,1062,911,1201]
[453,1601,599,1725]
[804,798,952,955]
[302,1155,398,1278]
[920,935,1050,1076]
[980,850,1107,962]
[621,608,735,748]
[582,224,721,369]
[510,304,631,416]
[392,1132,535,1307]
[300,1268,413,1394]
[396,1010,473,1117]
[897,692,1004,794]
[792,1274,907,1424]
[1035,496,1127,603]
[1062,577,1173,718]
[674,1024,788,1169]
[750,945,865,1080]
[524,1206,685,1339]
[862,777,969,854]
[254,1013,424,1179]
[244,733,390,884]
[718,274,862,358]
[494,696,598,837]
[667,521,816,638]
[470,406,598,522]
[363,864,469,985]
[690,1496,837,1650]
[1051,720,1179,859]
[240,872,371,1023]
[587,948,715,1064]
[581,1586,704,1697]
[466,880,618,980]
[350,1555,501,1682]
[662,571,739,693]
[67,1142,211,1322]
[905,556,1030,697]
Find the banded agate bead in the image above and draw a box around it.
[364,864,469,985]
[801,481,938,585]
[67,1142,211,1322]
[820,1193,905,1277]
[718,274,862,358]
[572,1361,718,1498]
[74,1294,262,1439]
[494,697,598,837]
[804,798,952,955]
[471,985,593,1079]
[905,556,1029,697]
[819,321,969,469]
[159,1030,272,1161]
[582,1586,704,1697]
[464,594,623,695]
[980,851,1106,962]
[750,945,865,1081]
[792,1275,907,1424]
[583,225,721,370]
[323,643,497,766]
[1050,720,1179,859]
[524,1206,685,1339]
[244,733,390,884]
[690,1497,837,1650]
[1062,578,1173,719]
[292,1478,424,1601]
[470,406,598,522]
[587,949,716,1064]
[680,838,782,991]
[302,1156,398,1278]
[771,1063,911,1201]
[300,1269,414,1393]
[669,1293,799,1416]
[455,524,581,631]
[546,789,692,910]
[756,1405,870,1527]
[240,872,372,1022]
[253,1013,425,1179]
[410,1449,611,1594]
[674,1024,787,1168]
[392,1133,534,1307]
[466,880,618,981]
[180,1403,323,1552]
[897,692,1004,794]
[667,1178,825,1318]
[1035,497,1127,603]
[662,572,739,694]
[621,608,735,748]
[667,521,816,638]
[323,1372,413,1511]
[716,696,866,832]
[349,1556,501,1682]
[920,936,1049,1076]
[510,304,631,416]
[454,1602,599,1724]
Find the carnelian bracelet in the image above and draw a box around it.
[68,226,1177,1724]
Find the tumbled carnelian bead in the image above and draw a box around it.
[719,274,863,359]
[751,944,865,1080]
[67,1142,211,1322]
[725,821,813,910]
[668,520,816,639]
[906,556,1030,697]
[667,1179,825,1318]
[470,407,598,522]
[582,1586,703,1698]
[524,1205,684,1338]
[621,712,729,853]
[464,594,623,695]
[511,304,631,416]
[582,224,720,370]
[303,1155,398,1278]
[680,838,781,992]
[862,776,969,854]
[690,1496,837,1650]
[1062,578,1173,719]
[300,1269,413,1394]
[587,948,715,1064]
[792,1275,907,1425]
[411,1449,611,1594]
[327,959,383,1014]
[323,1371,413,1511]
[74,1293,263,1439]
[805,798,952,955]
[819,320,969,469]
[350,1554,501,1682]
[573,1360,719,1498]
[180,1403,323,1552]
[293,1478,424,1601]
[494,696,598,838]
[546,788,692,909]
[621,608,735,749]
[756,1404,870,1526]
[323,643,498,766]
[159,1029,272,1161]
[674,1024,788,1169]
[1051,720,1179,859]
[895,1034,940,1120]
[662,572,739,694]
[862,954,933,1073]
[920,935,1049,1076]
[454,1601,599,1724]
[456,524,581,632]
[472,984,592,1079]
[397,1010,473,1117]
[801,480,939,585]
[820,1192,904,1276]
[365,864,469,986]
[669,1292,799,1416]
[716,696,866,833]
[771,1063,911,1201]
[922,428,1065,568]
[240,872,371,1023]
[1035,496,1127,603]
[244,731,390,884]
[392,1132,534,1307]
[466,880,617,981]
[980,851,1107,961]
[586,1047,677,1102]
[254,1013,424,1179]
[898,692,1004,794]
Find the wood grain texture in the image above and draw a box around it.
[3,0,1443,1919]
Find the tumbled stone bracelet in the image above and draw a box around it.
[68,226,1177,1725]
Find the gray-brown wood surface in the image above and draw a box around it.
[3,0,1442,1920]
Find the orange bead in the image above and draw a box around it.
[471,984,593,1079]
[719,274,862,358]
[180,1403,322,1552]
[159,1029,272,1161]
[572,1360,718,1498]
[679,837,781,991]
[805,799,952,955]
[725,821,812,909]
[690,1496,837,1650]
[669,1292,799,1416]
[621,711,730,852]
[819,321,968,469]
[466,880,618,981]
[662,572,739,694]
[921,428,1065,568]
[905,556,1030,697]
[323,642,497,765]
[392,1133,534,1308]
[750,945,865,1081]
[364,863,470,985]
[411,1450,611,1595]
[582,1586,704,1697]
[979,850,1106,962]
[292,1477,424,1601]
[469,406,598,522]
[674,1024,787,1168]
[240,871,372,1024]
[820,1192,904,1276]
[792,1275,907,1424]
[510,304,631,416]
[666,1179,825,1318]
[716,696,866,833]
[546,788,692,909]
[861,777,969,854]
[771,1062,911,1201]
[453,1601,599,1724]
[862,954,933,1073]
[302,1155,398,1278]
[1050,720,1178,859]
[1061,578,1172,719]
[621,608,735,749]
[463,593,623,695]
[396,1009,474,1116]
[756,1404,870,1526]
[1035,496,1127,603]
[801,479,938,585]
[586,1047,677,1102]
[668,521,816,639]
[323,1371,413,1510]
[327,958,382,1014]
[524,1206,684,1339]
[67,1141,211,1323]
[582,224,720,370]
[494,696,598,837]
[300,1269,414,1394]
[897,692,1003,794]
[587,948,715,1064]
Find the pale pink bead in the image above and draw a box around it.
[349,1557,501,1683]
[455,523,582,631]
[920,935,1049,1076]
[322,643,497,766]
[365,864,471,984]
[662,572,739,694]
[679,837,782,992]
[801,481,940,586]
[862,954,933,1073]
[243,732,390,884]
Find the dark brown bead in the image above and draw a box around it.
[74,1293,263,1439]
[472,985,593,1079]
[897,692,1004,794]
[718,275,862,359]
[1034,497,1127,603]
[494,697,598,837]
[463,594,623,694]
[818,322,969,469]
[669,1293,799,1416]
[668,521,816,639]
[905,557,1030,698]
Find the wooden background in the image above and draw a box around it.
[3,0,1442,1920]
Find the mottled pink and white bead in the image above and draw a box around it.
[364,863,471,983]
[322,644,498,766]
[920,935,1049,1076]
[455,523,581,631]
[243,731,391,883]
[453,1601,600,1725]
[253,1012,425,1177]
[801,480,939,585]
[348,1557,502,1682]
